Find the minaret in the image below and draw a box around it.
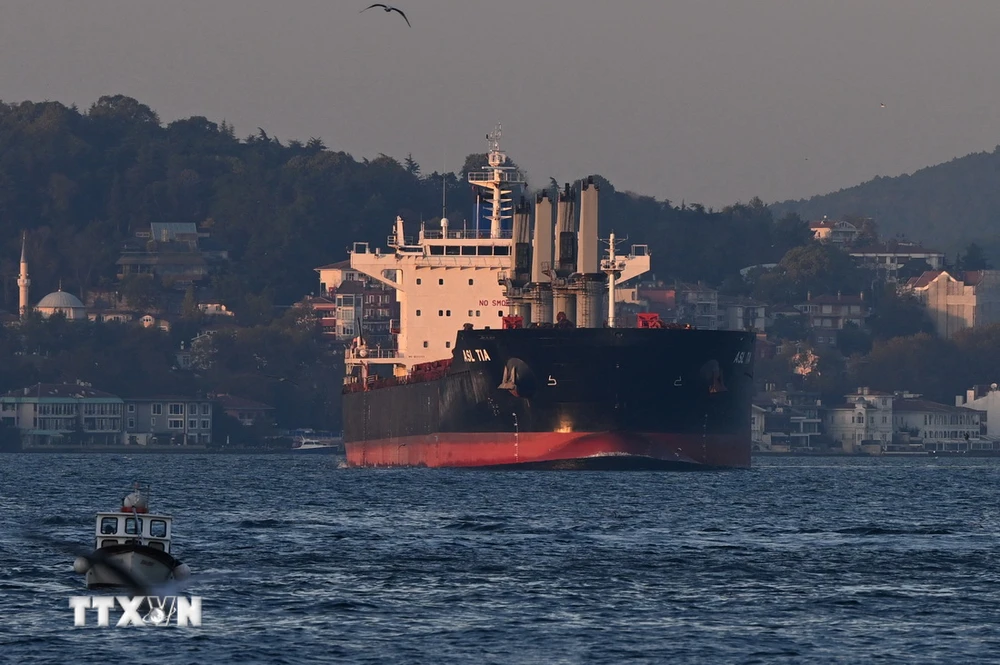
[17,231,30,318]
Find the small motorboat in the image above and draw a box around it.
[290,430,342,454]
[73,482,190,590]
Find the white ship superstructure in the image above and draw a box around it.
[345,126,652,382]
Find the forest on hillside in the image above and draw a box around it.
[771,146,1000,260]
[0,95,813,313]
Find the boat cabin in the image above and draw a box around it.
[94,511,173,552]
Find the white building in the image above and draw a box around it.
[849,241,945,282]
[955,384,1000,438]
[315,259,364,296]
[809,219,860,245]
[0,383,123,447]
[905,270,1000,339]
[893,399,985,451]
[717,297,767,333]
[824,387,894,452]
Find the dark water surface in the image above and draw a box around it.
[2,454,1000,663]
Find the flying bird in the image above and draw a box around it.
[360,3,411,27]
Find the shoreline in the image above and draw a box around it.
[1,446,342,455]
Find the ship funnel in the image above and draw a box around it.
[577,176,599,275]
[531,191,553,284]
[554,184,578,278]
[512,200,532,284]
[529,191,555,324]
[552,184,578,324]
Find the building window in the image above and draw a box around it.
[446,310,451,316]
[476,310,481,317]
[202,404,210,415]
[439,310,444,316]
[498,311,503,317]
[416,310,421,316]
[152,404,162,416]
[438,279,444,285]
[127,403,135,413]
[201,420,210,429]
[446,342,451,348]
[416,278,422,285]
[469,279,474,286]
[189,419,197,430]
[189,403,198,413]
[469,310,474,316]
[169,403,183,416]
[150,417,156,427]
[127,418,135,429]
[423,341,429,348]
[168,419,183,429]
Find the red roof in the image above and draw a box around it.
[964,270,985,286]
[906,270,944,289]
[894,399,983,415]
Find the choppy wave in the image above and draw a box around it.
[1,454,1000,663]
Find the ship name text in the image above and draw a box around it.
[462,349,492,363]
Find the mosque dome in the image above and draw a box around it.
[36,289,86,320]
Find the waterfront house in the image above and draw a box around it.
[124,397,214,446]
[0,382,123,447]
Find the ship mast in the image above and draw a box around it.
[468,123,524,238]
[601,232,627,328]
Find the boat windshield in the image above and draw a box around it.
[100,517,118,534]
[150,520,167,538]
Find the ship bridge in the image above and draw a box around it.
[344,125,652,383]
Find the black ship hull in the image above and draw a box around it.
[343,327,755,469]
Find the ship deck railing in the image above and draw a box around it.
[467,171,523,184]
[345,348,399,360]
[422,229,514,240]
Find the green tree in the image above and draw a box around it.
[120,274,161,312]
[772,212,814,257]
[867,286,934,340]
[897,258,934,282]
[768,314,808,341]
[835,321,872,356]
[848,216,879,248]
[181,285,202,321]
[403,153,420,176]
[958,242,991,271]
[777,244,868,301]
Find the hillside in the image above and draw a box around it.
[0,95,811,314]
[771,146,1000,257]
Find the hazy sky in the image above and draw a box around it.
[3,0,1000,208]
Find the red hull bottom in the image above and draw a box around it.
[346,431,750,469]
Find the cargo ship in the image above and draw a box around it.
[341,126,755,469]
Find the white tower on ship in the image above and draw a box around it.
[467,124,524,238]
[17,231,30,319]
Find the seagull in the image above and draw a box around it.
[360,3,411,27]
[880,103,885,108]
